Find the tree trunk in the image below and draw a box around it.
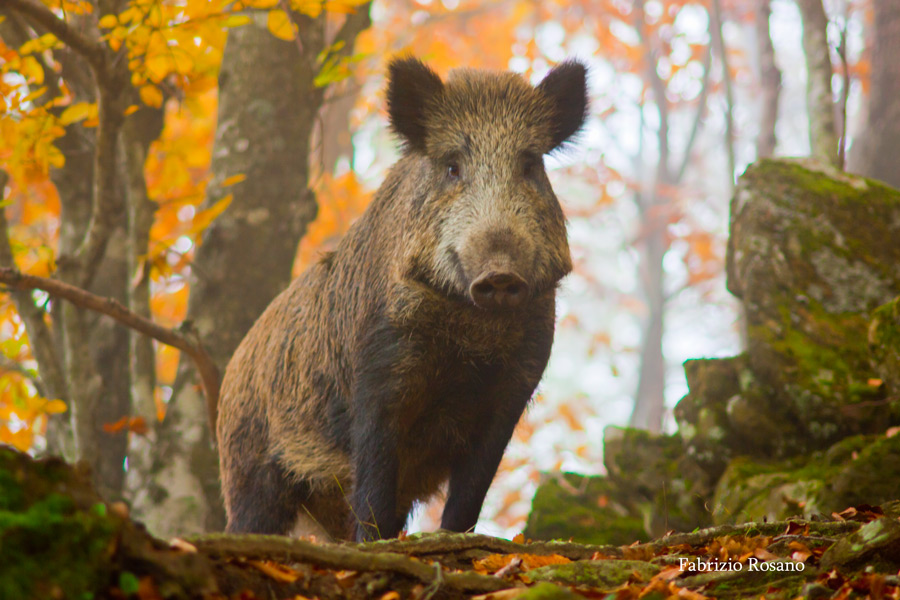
[127,6,371,537]
[755,0,781,159]
[847,0,900,188]
[629,210,667,433]
[796,0,839,166]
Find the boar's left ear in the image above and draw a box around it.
[537,60,588,152]
[387,57,444,153]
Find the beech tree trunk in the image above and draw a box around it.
[126,6,371,537]
[755,0,781,159]
[796,0,839,166]
[847,0,900,188]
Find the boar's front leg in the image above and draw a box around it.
[350,320,406,542]
[350,401,402,541]
[440,380,533,533]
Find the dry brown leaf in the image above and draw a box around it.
[334,569,359,588]
[168,538,197,553]
[788,541,813,563]
[783,521,809,536]
[474,553,570,574]
[247,560,302,583]
[136,576,163,600]
[656,565,684,581]
[494,557,523,579]
[512,533,525,544]
[621,545,655,561]
[706,535,772,562]
[753,547,779,562]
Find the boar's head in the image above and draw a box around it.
[388,57,587,311]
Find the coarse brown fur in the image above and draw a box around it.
[217,57,588,541]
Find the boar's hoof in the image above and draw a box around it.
[469,271,528,310]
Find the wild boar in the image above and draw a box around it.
[217,56,588,541]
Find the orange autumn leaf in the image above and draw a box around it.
[474,553,570,575]
[247,560,303,583]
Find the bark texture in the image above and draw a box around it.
[796,0,839,166]
[847,0,900,188]
[755,0,781,159]
[128,6,372,537]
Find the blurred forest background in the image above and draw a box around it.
[1,0,898,538]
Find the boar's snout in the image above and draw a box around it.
[469,270,529,310]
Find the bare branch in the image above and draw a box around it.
[277,0,306,56]
[633,0,671,185]
[327,1,372,57]
[190,534,510,593]
[836,17,850,169]
[710,0,736,188]
[0,267,221,439]
[675,43,712,183]
[4,0,106,72]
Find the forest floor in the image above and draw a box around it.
[4,446,900,599]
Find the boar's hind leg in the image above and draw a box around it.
[224,455,312,535]
[440,383,533,533]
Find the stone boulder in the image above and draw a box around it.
[724,159,900,454]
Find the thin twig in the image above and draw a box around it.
[0,267,221,438]
[5,0,106,71]
[189,534,511,593]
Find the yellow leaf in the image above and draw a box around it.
[224,14,252,27]
[189,194,232,240]
[44,399,67,414]
[139,85,164,108]
[0,426,33,452]
[291,0,322,17]
[47,145,65,168]
[98,14,118,28]
[266,10,296,41]
[221,174,246,187]
[145,54,172,83]
[19,57,45,85]
[123,105,140,116]
[59,102,95,125]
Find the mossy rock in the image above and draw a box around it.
[525,429,714,545]
[674,356,790,470]
[603,427,712,536]
[523,473,648,545]
[820,517,900,569]
[0,447,119,600]
[712,433,900,524]
[726,159,900,454]
[869,296,900,395]
[528,560,659,590]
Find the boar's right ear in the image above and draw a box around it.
[387,57,444,153]
[537,60,588,152]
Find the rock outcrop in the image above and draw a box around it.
[526,159,900,544]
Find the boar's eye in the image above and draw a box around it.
[447,162,461,180]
